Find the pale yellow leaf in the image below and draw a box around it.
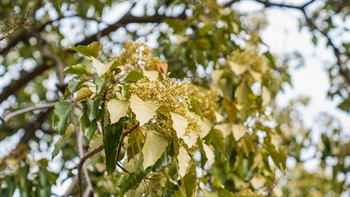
[199,117,211,138]
[250,70,262,82]
[214,123,231,138]
[107,99,130,124]
[215,112,224,123]
[130,94,159,126]
[262,86,271,107]
[232,124,247,141]
[143,70,159,81]
[142,131,168,169]
[203,144,214,165]
[250,175,266,189]
[211,70,224,85]
[177,146,191,179]
[181,132,198,149]
[91,57,114,76]
[228,61,248,75]
[170,112,188,138]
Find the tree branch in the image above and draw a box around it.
[77,144,105,197]
[0,102,56,124]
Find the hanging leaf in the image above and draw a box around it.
[107,99,130,124]
[104,119,125,174]
[130,94,159,126]
[142,131,168,169]
[122,168,151,194]
[261,86,271,107]
[228,61,248,75]
[170,112,188,138]
[71,41,102,58]
[232,124,247,141]
[177,146,191,179]
[52,124,75,159]
[86,99,100,122]
[203,144,214,165]
[76,87,93,101]
[94,76,106,95]
[53,101,74,132]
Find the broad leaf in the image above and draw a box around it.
[125,71,144,82]
[52,124,75,159]
[232,124,247,141]
[261,86,271,107]
[91,57,113,76]
[76,87,93,101]
[122,168,151,194]
[86,99,100,122]
[63,64,93,77]
[130,94,159,126]
[228,61,248,75]
[94,76,106,95]
[107,99,130,124]
[142,131,168,169]
[203,144,214,165]
[53,101,74,132]
[71,41,102,58]
[170,112,188,138]
[250,175,266,190]
[177,146,190,179]
[80,109,98,140]
[104,119,125,174]
[143,70,159,81]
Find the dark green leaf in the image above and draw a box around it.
[71,41,102,58]
[162,180,179,197]
[63,64,94,77]
[125,71,144,82]
[53,101,74,133]
[81,110,98,140]
[104,119,125,174]
[122,168,151,194]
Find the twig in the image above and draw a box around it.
[0,102,56,124]
[63,175,78,197]
[267,170,278,197]
[122,123,140,138]
[117,162,130,173]
[77,144,105,197]
[0,9,30,41]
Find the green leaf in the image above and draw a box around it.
[80,110,97,140]
[71,41,102,58]
[86,99,100,122]
[66,78,80,95]
[107,99,130,124]
[130,94,159,126]
[104,119,125,174]
[94,76,106,95]
[142,131,168,169]
[52,124,75,159]
[53,101,74,133]
[312,35,318,45]
[162,180,179,197]
[123,168,151,194]
[63,64,94,77]
[125,71,144,82]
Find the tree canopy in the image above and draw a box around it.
[0,0,349,196]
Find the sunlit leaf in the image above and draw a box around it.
[143,70,159,81]
[261,86,271,107]
[76,87,93,101]
[232,124,247,141]
[71,41,102,58]
[142,131,168,169]
[107,99,130,124]
[130,94,159,126]
[170,112,188,138]
[177,146,191,179]
[63,64,94,77]
[203,144,214,165]
[250,175,266,190]
[228,61,248,75]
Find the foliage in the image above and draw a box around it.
[0,0,348,196]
